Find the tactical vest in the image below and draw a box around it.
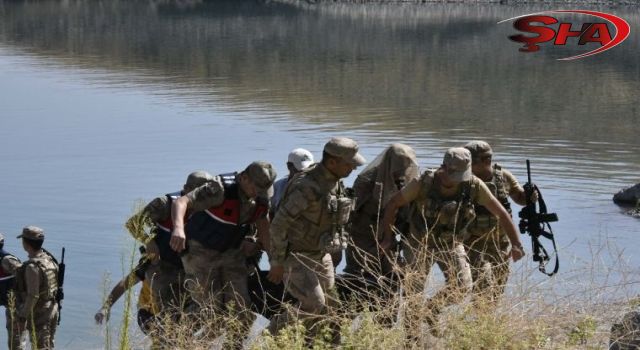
[15,252,59,305]
[473,164,512,229]
[153,191,184,267]
[412,170,478,239]
[0,249,18,306]
[285,165,354,255]
[186,173,268,252]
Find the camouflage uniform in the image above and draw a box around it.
[178,162,275,342]
[463,141,524,304]
[14,227,59,350]
[268,137,365,337]
[345,144,419,278]
[126,171,213,313]
[398,148,496,326]
[1,233,23,350]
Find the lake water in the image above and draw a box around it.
[0,1,638,348]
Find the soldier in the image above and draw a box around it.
[267,137,365,340]
[380,148,525,336]
[1,233,23,350]
[14,226,59,350]
[463,141,536,305]
[125,171,214,313]
[169,161,276,346]
[271,148,315,210]
[343,144,419,296]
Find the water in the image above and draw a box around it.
[0,1,638,348]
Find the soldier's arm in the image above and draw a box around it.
[255,216,270,252]
[502,169,527,206]
[380,179,420,249]
[1,255,22,274]
[268,188,310,267]
[170,179,224,252]
[18,264,41,319]
[95,270,141,324]
[380,192,410,249]
[478,181,525,261]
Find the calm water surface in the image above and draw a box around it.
[0,1,639,348]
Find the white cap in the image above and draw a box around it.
[288,148,315,171]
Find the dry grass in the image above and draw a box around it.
[95,232,640,349]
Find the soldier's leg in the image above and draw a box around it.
[267,255,327,335]
[6,308,25,350]
[220,249,255,346]
[28,304,57,350]
[147,261,185,312]
[181,241,218,310]
[427,241,472,318]
[485,236,511,303]
[466,237,494,303]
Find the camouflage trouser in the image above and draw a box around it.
[402,230,472,327]
[23,302,58,350]
[181,240,254,339]
[145,260,185,312]
[465,227,511,306]
[268,253,337,338]
[6,307,25,350]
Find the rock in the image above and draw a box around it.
[613,184,640,205]
[610,311,640,349]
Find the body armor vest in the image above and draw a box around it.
[15,251,59,304]
[0,249,18,306]
[474,163,512,229]
[153,191,184,267]
[186,173,268,252]
[412,170,478,239]
[284,165,354,255]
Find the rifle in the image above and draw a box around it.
[56,247,66,325]
[518,160,559,276]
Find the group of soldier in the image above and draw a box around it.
[1,227,60,350]
[83,136,535,348]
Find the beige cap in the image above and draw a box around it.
[323,137,366,166]
[245,161,277,197]
[17,226,45,241]
[184,171,214,192]
[464,141,493,160]
[288,148,315,171]
[443,147,472,183]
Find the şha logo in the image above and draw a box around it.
[499,10,630,61]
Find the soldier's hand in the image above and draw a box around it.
[267,265,284,284]
[510,245,525,262]
[94,308,108,324]
[531,189,539,203]
[170,226,186,252]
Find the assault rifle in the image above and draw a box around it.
[518,160,559,276]
[57,247,66,325]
